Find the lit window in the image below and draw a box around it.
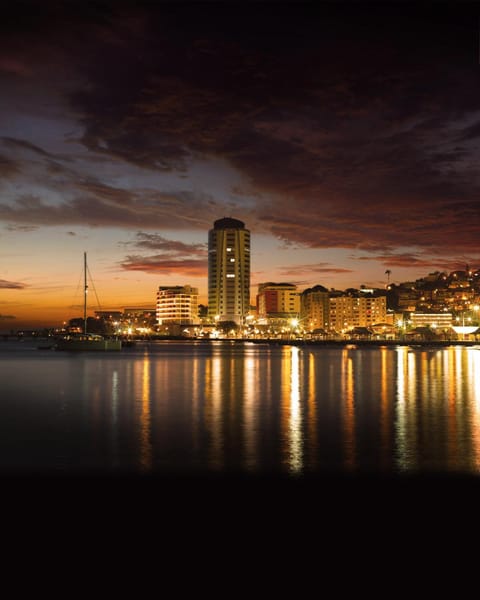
[226,274,235,278]
[226,247,232,252]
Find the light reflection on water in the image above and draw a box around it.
[1,340,480,476]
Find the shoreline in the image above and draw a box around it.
[1,335,478,349]
[246,339,479,348]
[143,336,479,348]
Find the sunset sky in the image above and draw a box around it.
[1,1,480,329]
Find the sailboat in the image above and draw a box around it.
[56,253,122,351]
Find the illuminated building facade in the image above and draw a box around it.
[256,282,300,321]
[208,218,250,325]
[410,312,453,329]
[300,285,329,330]
[156,285,199,324]
[329,294,387,332]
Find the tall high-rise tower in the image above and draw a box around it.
[208,217,250,325]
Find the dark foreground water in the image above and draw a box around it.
[1,339,480,478]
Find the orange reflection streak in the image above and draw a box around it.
[420,352,429,405]
[280,347,290,469]
[407,352,417,404]
[243,354,257,471]
[447,347,461,470]
[307,352,317,470]
[229,357,237,428]
[203,357,212,456]
[447,346,456,405]
[395,347,408,471]
[458,347,472,471]
[139,354,152,472]
[191,356,200,455]
[468,349,480,471]
[379,347,390,470]
[289,346,303,473]
[280,346,303,473]
[445,348,455,467]
[433,351,446,463]
[407,351,418,467]
[204,354,223,470]
[341,349,355,470]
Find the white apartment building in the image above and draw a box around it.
[156,285,199,325]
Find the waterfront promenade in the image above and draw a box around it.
[1,333,478,348]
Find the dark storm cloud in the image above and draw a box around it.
[0,137,73,183]
[0,134,220,229]
[457,121,480,142]
[0,137,54,158]
[355,252,435,267]
[279,264,353,276]
[0,314,16,320]
[262,197,480,253]
[0,189,217,229]
[120,231,207,276]
[354,252,480,272]
[121,255,207,277]
[0,279,27,289]
[124,232,206,255]
[0,154,19,177]
[2,2,480,258]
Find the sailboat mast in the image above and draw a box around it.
[84,251,88,334]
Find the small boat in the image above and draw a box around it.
[56,332,121,351]
[56,252,122,352]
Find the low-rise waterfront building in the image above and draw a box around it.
[256,282,300,321]
[301,285,329,331]
[410,312,453,330]
[329,292,387,333]
[156,285,199,326]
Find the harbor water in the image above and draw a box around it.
[1,339,480,477]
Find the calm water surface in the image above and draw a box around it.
[1,339,480,476]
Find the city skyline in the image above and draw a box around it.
[2,1,480,329]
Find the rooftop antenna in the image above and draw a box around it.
[83,252,88,334]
